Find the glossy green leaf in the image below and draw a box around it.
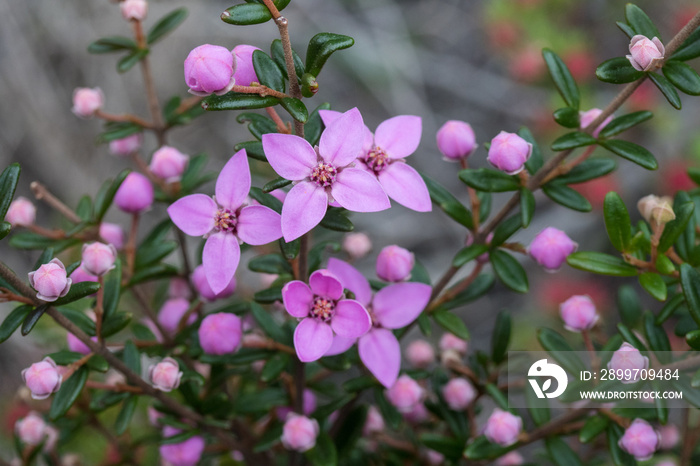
[443,274,494,310]
[280,98,308,123]
[123,340,141,374]
[542,182,592,212]
[649,73,682,109]
[233,388,288,414]
[0,305,32,343]
[304,103,331,146]
[558,158,617,185]
[599,111,653,138]
[542,49,580,109]
[567,251,638,276]
[625,4,660,39]
[639,273,667,301]
[490,250,528,293]
[491,215,522,247]
[9,233,79,252]
[49,366,89,420]
[280,238,302,261]
[518,127,543,174]
[93,169,130,222]
[491,310,511,364]
[458,169,520,192]
[261,353,290,382]
[520,188,535,227]
[128,263,178,285]
[320,208,353,232]
[53,282,101,306]
[202,93,279,111]
[452,244,488,268]
[59,307,96,336]
[87,36,137,54]
[420,434,464,460]
[237,112,277,139]
[463,436,511,460]
[102,312,132,338]
[102,259,121,321]
[658,201,694,252]
[545,436,583,466]
[135,241,177,270]
[552,107,580,128]
[616,21,635,38]
[250,302,287,342]
[117,49,148,73]
[305,33,354,77]
[270,39,305,79]
[603,192,632,252]
[148,8,188,44]
[596,57,644,84]
[680,263,700,326]
[672,26,700,61]
[537,328,586,374]
[656,293,684,324]
[221,2,280,25]
[618,285,642,327]
[253,50,285,92]
[249,187,282,213]
[0,163,20,221]
[644,311,671,359]
[0,221,11,240]
[579,415,609,443]
[248,254,292,274]
[114,395,138,435]
[617,322,648,351]
[599,139,658,170]
[432,310,470,340]
[686,329,700,350]
[551,131,596,151]
[421,173,473,229]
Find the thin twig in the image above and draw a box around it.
[95,109,154,129]
[30,181,82,224]
[132,20,165,145]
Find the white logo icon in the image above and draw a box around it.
[528,359,568,399]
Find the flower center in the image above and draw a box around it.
[310,296,335,322]
[365,147,390,174]
[214,208,237,233]
[309,162,338,187]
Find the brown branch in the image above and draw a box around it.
[30,181,82,224]
[231,84,290,100]
[94,109,154,129]
[86,381,144,394]
[266,107,291,134]
[519,405,592,445]
[132,21,165,145]
[242,337,295,355]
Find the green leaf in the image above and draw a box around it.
[233,388,288,414]
[603,192,632,252]
[202,93,279,111]
[537,328,586,374]
[617,322,648,351]
[644,311,671,358]
[542,49,580,109]
[221,3,273,25]
[607,424,637,466]
[320,208,353,232]
[542,182,592,212]
[518,127,543,173]
[147,8,188,44]
[443,274,494,310]
[128,263,178,285]
[551,131,596,151]
[135,241,177,270]
[672,26,700,61]
[0,221,11,240]
[117,49,148,74]
[93,169,130,222]
[114,395,138,435]
[625,4,661,39]
[596,57,644,84]
[263,177,292,193]
[490,250,528,293]
[545,436,583,466]
[552,107,580,128]
[432,310,470,340]
[463,436,511,460]
[250,302,288,342]
[458,169,520,193]
[270,39,305,79]
[238,112,277,139]
[616,21,635,39]
[421,173,473,229]
[491,215,522,247]
[567,251,638,276]
[59,307,96,336]
[0,163,20,220]
[525,382,550,426]
[599,139,658,170]
[304,103,331,146]
[180,154,210,191]
[253,50,285,92]
[520,188,535,227]
[680,264,700,326]
[87,36,137,54]
[305,33,354,77]
[249,254,292,274]
[0,305,32,343]
[452,244,488,268]
[658,201,694,252]
[53,282,101,306]
[102,259,121,321]
[97,122,141,143]
[687,329,700,350]
[280,238,302,261]
[76,195,92,222]
[579,415,609,443]
[491,310,511,364]
[558,158,617,185]
[639,272,667,301]
[261,353,290,382]
[649,73,682,109]
[280,98,308,123]
[9,233,79,252]
[419,434,464,460]
[49,366,89,420]
[656,293,684,324]
[123,340,141,375]
[599,111,653,138]
[102,312,132,338]
[618,285,642,327]
[249,187,282,213]
[305,433,338,466]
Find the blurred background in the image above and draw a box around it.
[1,0,699,461]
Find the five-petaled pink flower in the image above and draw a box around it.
[320,110,432,212]
[262,108,390,241]
[168,149,282,293]
[282,269,372,362]
[324,258,431,388]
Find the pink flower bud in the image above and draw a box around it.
[232,44,261,87]
[5,197,36,226]
[160,427,205,466]
[406,340,435,368]
[67,332,97,355]
[149,357,183,392]
[276,389,317,420]
[487,131,532,175]
[608,342,649,384]
[342,232,372,259]
[363,406,385,436]
[69,266,98,285]
[386,375,424,412]
[158,298,196,334]
[191,265,236,301]
[21,357,62,400]
[403,402,429,423]
[579,108,613,138]
[120,0,147,21]
[281,414,320,452]
[168,277,191,299]
[149,146,189,182]
[426,450,445,465]
[28,259,72,302]
[439,333,468,354]
[99,222,125,249]
[114,172,154,213]
[618,418,660,461]
[376,245,414,282]
[658,424,679,450]
[529,227,577,272]
[198,313,242,355]
[442,377,476,410]
[560,295,598,332]
[109,133,142,157]
[638,194,675,225]
[184,44,236,96]
[495,451,524,466]
[627,35,665,72]
[72,87,104,118]
[483,408,522,446]
[15,412,48,445]
[81,242,117,276]
[148,406,163,426]
[436,120,477,160]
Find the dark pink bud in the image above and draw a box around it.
[157,298,196,334]
[109,133,142,157]
[406,340,434,368]
[281,414,319,452]
[160,427,205,465]
[386,375,424,412]
[114,172,154,213]
[99,222,125,249]
[21,357,62,400]
[81,242,117,276]
[28,259,72,302]
[72,87,103,118]
[70,266,98,285]
[483,408,522,446]
[232,44,261,87]
[191,265,236,301]
[579,108,613,138]
[436,120,477,160]
[120,0,147,21]
[67,332,97,355]
[376,245,414,282]
[618,419,659,460]
[627,35,664,72]
[560,295,598,332]
[442,377,476,410]
[487,131,532,175]
[5,197,36,226]
[184,44,236,96]
[149,146,189,182]
[342,232,372,259]
[149,357,183,392]
[528,227,577,272]
[198,313,242,355]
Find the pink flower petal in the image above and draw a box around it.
[283,281,313,318]
[203,232,240,294]
[359,328,401,388]
[331,299,371,338]
[374,115,422,159]
[373,282,431,329]
[309,270,343,300]
[319,108,365,167]
[281,181,328,242]
[236,205,282,245]
[327,258,372,306]
[167,194,217,236]
[215,149,250,210]
[318,109,343,127]
[378,162,432,212]
[331,168,390,212]
[324,336,357,356]
[262,133,317,181]
[294,318,333,362]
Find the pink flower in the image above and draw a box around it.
[184,44,236,96]
[436,120,477,161]
[608,342,649,384]
[191,265,236,301]
[560,295,599,332]
[618,419,659,461]
[70,266,98,285]
[168,149,282,293]
[363,406,385,436]
[22,357,62,400]
[15,412,48,445]
[426,450,445,465]
[484,408,522,446]
[281,414,319,452]
[160,426,205,466]
[67,332,97,355]
[109,133,142,157]
[81,242,117,276]
[282,269,372,362]
[579,108,613,138]
[326,258,431,387]
[442,378,476,410]
[319,110,431,212]
[114,172,154,213]
[72,87,104,118]
[439,333,468,354]
[376,245,414,282]
[158,298,196,334]
[120,0,147,21]
[232,45,261,87]
[386,375,424,412]
[403,401,429,423]
[198,313,242,355]
[99,222,125,249]
[28,258,72,302]
[406,340,434,368]
[5,197,36,226]
[149,357,183,392]
[342,232,372,259]
[487,131,533,175]
[495,451,524,465]
[150,146,189,182]
[658,424,679,450]
[263,108,390,241]
[529,227,577,272]
[627,35,665,72]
